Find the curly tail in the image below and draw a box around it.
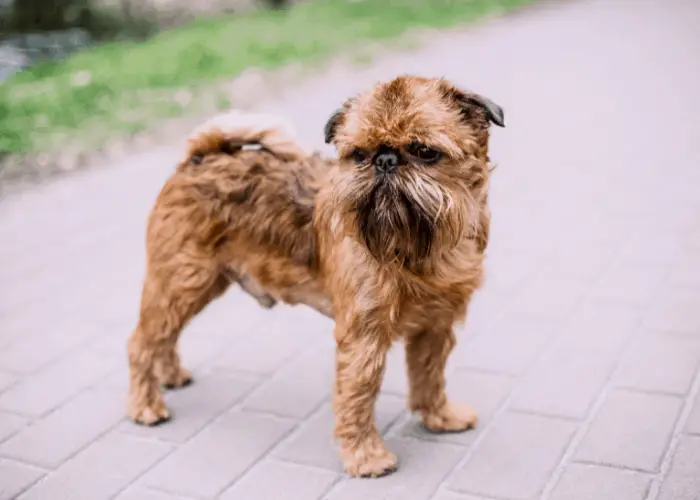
[184,109,310,162]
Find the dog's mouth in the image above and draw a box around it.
[354,178,437,267]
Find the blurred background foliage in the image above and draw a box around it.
[0,0,533,157]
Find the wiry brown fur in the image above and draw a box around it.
[127,76,504,478]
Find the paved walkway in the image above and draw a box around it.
[2,0,700,498]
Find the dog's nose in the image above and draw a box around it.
[374,152,399,174]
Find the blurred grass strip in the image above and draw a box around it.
[0,0,534,154]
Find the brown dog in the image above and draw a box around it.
[127,75,504,477]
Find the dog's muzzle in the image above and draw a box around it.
[373,149,400,174]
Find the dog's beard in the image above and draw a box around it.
[353,175,444,269]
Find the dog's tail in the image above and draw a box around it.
[184,110,310,162]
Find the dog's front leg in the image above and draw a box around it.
[333,320,396,478]
[405,327,478,433]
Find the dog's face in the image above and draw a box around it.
[324,75,504,269]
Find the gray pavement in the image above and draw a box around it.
[2,0,700,498]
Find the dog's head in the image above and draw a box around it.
[324,75,504,269]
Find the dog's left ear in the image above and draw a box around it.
[442,82,505,128]
[462,92,505,128]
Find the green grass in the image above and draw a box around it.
[0,0,534,155]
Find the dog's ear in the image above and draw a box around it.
[324,108,345,144]
[441,82,505,128]
[463,93,505,128]
[323,106,347,144]
[324,98,357,144]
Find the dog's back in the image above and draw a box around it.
[162,146,328,266]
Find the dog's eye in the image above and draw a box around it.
[406,143,442,164]
[349,149,370,165]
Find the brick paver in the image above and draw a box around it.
[447,413,577,499]
[574,390,683,473]
[1,0,700,498]
[657,436,700,500]
[548,464,651,500]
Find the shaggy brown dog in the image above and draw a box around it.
[127,75,504,477]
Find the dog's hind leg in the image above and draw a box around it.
[127,262,230,426]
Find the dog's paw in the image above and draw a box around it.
[161,367,193,390]
[128,398,171,426]
[340,438,398,478]
[421,401,478,433]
